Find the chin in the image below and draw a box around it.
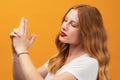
[59,36,69,43]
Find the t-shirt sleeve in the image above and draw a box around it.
[65,58,98,80]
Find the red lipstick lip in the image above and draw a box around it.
[60,31,67,37]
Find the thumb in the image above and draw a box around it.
[29,34,36,46]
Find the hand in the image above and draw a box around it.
[10,17,36,54]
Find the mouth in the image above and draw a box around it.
[60,31,67,37]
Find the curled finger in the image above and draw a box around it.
[13,28,21,37]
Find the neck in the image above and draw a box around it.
[68,44,85,57]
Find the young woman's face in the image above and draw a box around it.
[59,9,81,45]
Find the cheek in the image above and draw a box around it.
[69,30,79,38]
[69,31,80,41]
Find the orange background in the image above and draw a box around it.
[0,0,120,80]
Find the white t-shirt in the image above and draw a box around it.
[44,54,98,80]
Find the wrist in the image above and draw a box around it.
[15,48,28,54]
[17,52,29,57]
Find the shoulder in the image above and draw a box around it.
[63,54,98,80]
[70,54,98,67]
[70,54,98,73]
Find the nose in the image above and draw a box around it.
[61,22,69,31]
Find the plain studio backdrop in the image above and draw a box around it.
[0,0,119,80]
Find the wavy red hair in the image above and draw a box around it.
[48,4,111,80]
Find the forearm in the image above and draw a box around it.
[18,52,43,80]
[12,52,25,80]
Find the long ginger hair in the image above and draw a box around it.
[48,4,111,80]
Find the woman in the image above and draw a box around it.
[10,4,111,80]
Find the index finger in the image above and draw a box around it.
[19,17,25,34]
[24,18,28,37]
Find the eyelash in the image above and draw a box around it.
[71,24,76,27]
[64,18,77,27]
[64,18,67,22]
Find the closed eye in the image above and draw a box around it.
[64,17,68,22]
[71,22,78,28]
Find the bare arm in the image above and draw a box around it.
[37,65,48,78]
[52,72,76,80]
[17,53,43,80]
[12,50,25,80]
[17,52,76,80]
[10,17,77,80]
